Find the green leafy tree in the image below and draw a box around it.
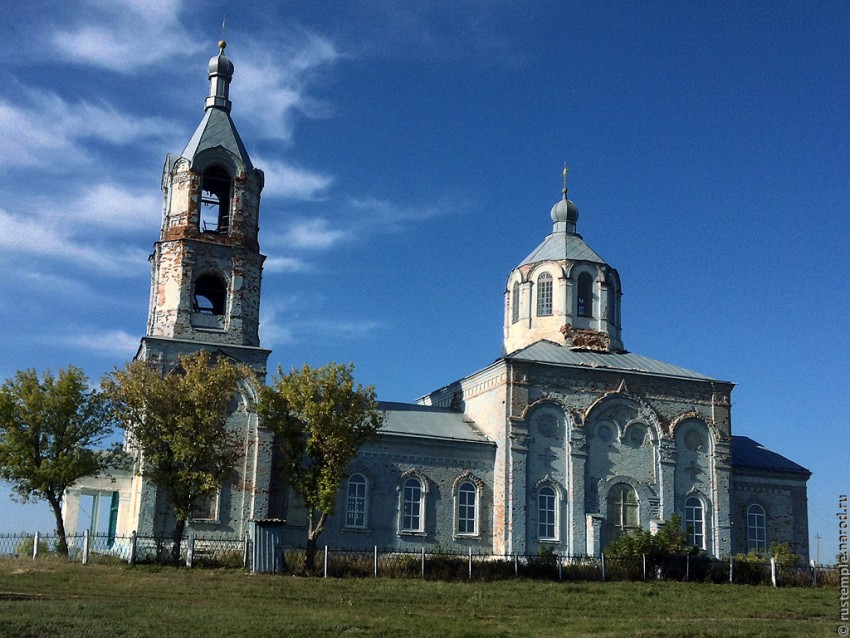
[257,362,384,572]
[0,367,121,556]
[102,351,249,564]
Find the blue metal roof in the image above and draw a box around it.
[519,231,606,266]
[378,401,493,444]
[731,436,811,475]
[505,340,725,382]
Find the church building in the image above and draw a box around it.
[64,44,811,559]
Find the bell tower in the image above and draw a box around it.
[138,41,270,373]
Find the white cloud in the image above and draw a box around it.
[61,184,161,231]
[260,301,380,348]
[264,257,311,274]
[347,196,452,231]
[0,208,148,276]
[61,329,140,358]
[255,157,333,200]
[49,0,199,73]
[0,88,179,170]
[234,34,342,141]
[278,218,347,250]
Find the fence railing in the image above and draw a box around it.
[0,532,839,587]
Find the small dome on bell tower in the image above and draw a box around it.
[205,40,234,112]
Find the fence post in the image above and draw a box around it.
[374,545,378,578]
[514,552,519,577]
[642,554,646,580]
[323,545,328,578]
[421,546,425,580]
[82,529,90,565]
[811,560,817,587]
[32,532,39,560]
[468,547,473,580]
[601,553,606,581]
[729,555,733,583]
[686,554,690,582]
[558,554,562,581]
[770,556,777,587]
[243,532,250,570]
[186,533,194,569]
[128,531,137,565]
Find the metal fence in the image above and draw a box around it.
[0,532,839,587]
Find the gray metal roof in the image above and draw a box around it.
[731,436,811,475]
[378,401,493,444]
[519,231,607,266]
[180,108,254,170]
[505,340,725,382]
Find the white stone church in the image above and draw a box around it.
[64,44,810,559]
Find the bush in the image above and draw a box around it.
[16,535,50,557]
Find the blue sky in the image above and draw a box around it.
[0,1,847,562]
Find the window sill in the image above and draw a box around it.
[341,527,371,535]
[398,531,427,538]
[453,533,480,541]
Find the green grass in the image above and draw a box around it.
[0,558,838,637]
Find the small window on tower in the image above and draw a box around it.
[577,273,593,317]
[200,166,231,234]
[193,275,226,315]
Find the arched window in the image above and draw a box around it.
[456,482,477,536]
[606,483,639,543]
[200,166,231,234]
[577,272,593,317]
[537,272,553,316]
[193,275,226,315]
[402,478,424,533]
[747,504,767,552]
[685,496,704,549]
[511,281,520,324]
[345,474,367,528]
[538,486,557,540]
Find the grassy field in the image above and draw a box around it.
[0,559,839,638]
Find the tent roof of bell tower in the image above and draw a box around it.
[179,40,253,171]
[180,108,253,170]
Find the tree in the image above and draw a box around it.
[257,362,384,572]
[0,367,121,556]
[102,350,249,564]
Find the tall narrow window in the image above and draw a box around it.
[537,273,553,316]
[193,275,226,315]
[685,496,704,549]
[457,482,477,535]
[538,486,557,540]
[747,504,767,552]
[200,166,231,234]
[577,272,593,317]
[511,281,520,324]
[402,478,423,533]
[606,483,639,543]
[345,474,367,528]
